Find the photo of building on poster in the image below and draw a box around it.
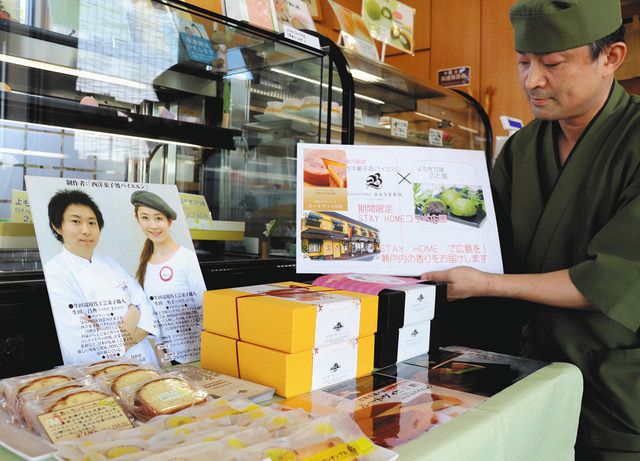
[25,177,206,366]
[300,211,380,261]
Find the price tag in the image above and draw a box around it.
[38,397,133,443]
[284,25,321,50]
[11,190,32,223]
[341,32,380,61]
[391,118,408,138]
[179,193,214,230]
[429,128,444,146]
[354,108,364,127]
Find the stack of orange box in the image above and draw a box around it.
[200,282,378,398]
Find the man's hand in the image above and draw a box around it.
[421,266,492,301]
[421,267,593,309]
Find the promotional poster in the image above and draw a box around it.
[25,177,206,366]
[274,0,316,31]
[361,0,415,54]
[328,0,380,62]
[296,144,503,275]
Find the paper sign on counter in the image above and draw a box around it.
[390,118,408,138]
[11,190,31,223]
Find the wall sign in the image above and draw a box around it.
[437,66,471,87]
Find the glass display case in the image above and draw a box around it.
[313,40,492,165]
[0,0,332,268]
[0,0,334,375]
[0,0,492,376]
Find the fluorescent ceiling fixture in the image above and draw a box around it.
[0,53,149,90]
[350,69,384,83]
[355,93,385,105]
[0,119,203,149]
[270,68,385,105]
[0,147,64,159]
[414,111,442,122]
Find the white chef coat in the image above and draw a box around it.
[143,246,205,363]
[44,247,159,366]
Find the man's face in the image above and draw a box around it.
[517,45,607,121]
[54,204,100,259]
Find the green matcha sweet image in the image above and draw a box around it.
[364,0,382,20]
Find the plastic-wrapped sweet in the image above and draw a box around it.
[282,98,302,114]
[1,366,85,425]
[149,425,240,451]
[17,376,95,426]
[146,417,239,448]
[246,407,312,438]
[234,413,399,461]
[212,427,271,452]
[82,361,142,379]
[73,437,150,461]
[116,372,208,421]
[264,101,284,115]
[139,427,271,461]
[53,398,275,458]
[132,440,237,461]
[22,383,115,436]
[106,369,161,399]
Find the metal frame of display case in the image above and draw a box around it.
[451,88,493,170]
[302,29,356,145]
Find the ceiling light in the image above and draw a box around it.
[270,68,385,105]
[350,69,383,83]
[0,119,203,149]
[0,54,149,90]
[0,147,64,159]
[414,111,442,122]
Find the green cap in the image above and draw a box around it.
[510,0,622,53]
[131,190,177,220]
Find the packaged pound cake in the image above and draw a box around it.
[0,366,84,425]
[117,372,208,421]
[22,383,114,435]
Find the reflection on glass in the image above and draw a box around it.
[0,0,330,271]
[76,0,178,104]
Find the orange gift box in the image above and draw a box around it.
[202,282,378,353]
[200,331,375,398]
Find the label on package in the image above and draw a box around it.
[38,397,133,443]
[234,284,361,347]
[313,297,361,347]
[397,284,436,325]
[312,339,359,390]
[396,320,431,362]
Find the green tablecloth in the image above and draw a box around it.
[396,362,583,460]
[0,362,582,461]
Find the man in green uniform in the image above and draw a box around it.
[421,0,639,458]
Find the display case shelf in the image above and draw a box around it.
[1,91,241,149]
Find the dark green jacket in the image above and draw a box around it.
[491,81,640,453]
